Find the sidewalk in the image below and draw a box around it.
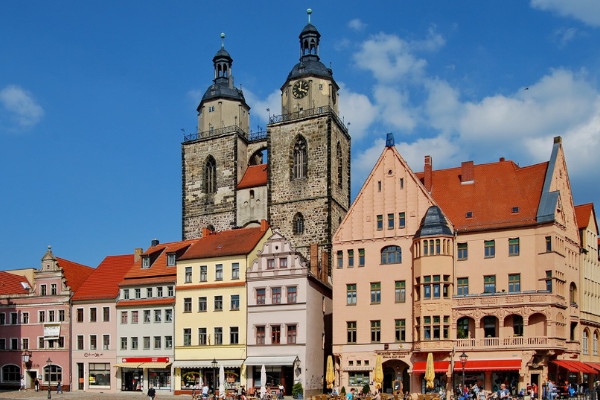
[0,389,186,400]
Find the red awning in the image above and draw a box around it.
[552,360,597,374]
[453,359,521,371]
[586,362,600,372]
[412,361,450,373]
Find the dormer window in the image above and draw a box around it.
[466,211,473,218]
[142,256,150,269]
[167,253,176,266]
[512,207,519,213]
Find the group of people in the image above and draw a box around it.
[19,377,62,393]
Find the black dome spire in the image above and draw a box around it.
[415,206,453,238]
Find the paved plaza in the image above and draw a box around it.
[0,389,185,400]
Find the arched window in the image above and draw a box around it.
[44,363,62,384]
[1,364,20,383]
[594,332,598,355]
[205,156,217,194]
[381,245,402,264]
[337,142,343,188]
[292,136,307,180]
[583,330,589,355]
[293,213,305,234]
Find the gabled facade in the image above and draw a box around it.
[172,222,271,396]
[333,135,597,396]
[71,253,135,393]
[246,231,332,397]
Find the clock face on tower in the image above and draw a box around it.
[292,80,309,99]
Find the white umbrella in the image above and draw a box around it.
[219,365,225,398]
[260,365,267,399]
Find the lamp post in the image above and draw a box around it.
[46,358,52,399]
[211,358,218,400]
[459,352,468,393]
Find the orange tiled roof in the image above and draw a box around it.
[180,225,268,260]
[0,271,31,295]
[56,257,94,292]
[417,159,548,232]
[574,203,595,231]
[72,254,135,301]
[237,164,268,189]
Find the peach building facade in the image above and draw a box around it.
[332,135,599,396]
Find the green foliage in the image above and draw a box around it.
[292,382,304,399]
[341,387,346,396]
[362,383,371,395]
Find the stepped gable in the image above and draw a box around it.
[56,257,94,292]
[237,164,268,189]
[0,271,31,295]
[180,225,268,260]
[417,159,547,232]
[72,254,135,301]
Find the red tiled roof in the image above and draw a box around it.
[56,257,94,292]
[0,271,31,295]
[574,203,595,231]
[237,164,268,189]
[180,225,269,260]
[417,159,547,231]
[72,254,135,301]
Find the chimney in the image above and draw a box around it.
[202,227,211,237]
[260,219,269,232]
[134,248,143,262]
[499,157,505,162]
[424,155,432,192]
[151,239,159,247]
[461,161,474,184]
[310,243,319,276]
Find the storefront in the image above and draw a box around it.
[172,359,244,396]
[114,357,171,392]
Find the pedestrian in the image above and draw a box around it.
[148,385,156,400]
[20,376,25,391]
[346,388,355,400]
[57,380,63,394]
[35,378,39,392]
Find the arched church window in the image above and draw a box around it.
[292,136,307,180]
[293,213,305,235]
[205,156,217,194]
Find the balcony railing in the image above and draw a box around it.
[183,125,267,143]
[455,336,565,350]
[269,105,348,134]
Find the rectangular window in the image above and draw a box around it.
[387,213,394,229]
[51,284,57,295]
[424,276,431,299]
[376,215,383,230]
[135,288,141,298]
[230,327,239,344]
[103,334,110,350]
[154,309,162,322]
[22,338,29,350]
[48,310,55,322]
[199,328,207,345]
[143,336,150,350]
[167,253,176,266]
[508,273,521,293]
[41,285,47,296]
[231,294,240,310]
[546,270,553,292]
[120,337,127,350]
[348,249,354,267]
[157,287,163,297]
[58,310,65,322]
[198,297,207,312]
[256,326,265,344]
[184,298,192,313]
[123,289,129,299]
[214,295,223,311]
[168,286,174,296]
[90,335,97,350]
[22,312,29,324]
[214,327,223,345]
[146,287,152,298]
[395,281,406,303]
[77,335,84,350]
[142,256,150,268]
[183,329,191,346]
[272,287,282,304]
[39,311,46,323]
[165,336,173,349]
[484,275,496,293]
[131,311,139,324]
[267,259,275,269]
[271,325,281,344]
[279,258,288,268]
[143,310,151,323]
[287,324,297,344]
[347,284,357,305]
[200,265,208,282]
[185,266,192,283]
[154,336,161,349]
[287,286,297,303]
[256,288,266,304]
[399,212,406,228]
[484,240,495,258]
[370,320,381,342]
[232,263,240,279]
[0,314,4,325]
[121,311,127,324]
[457,278,469,296]
[509,238,520,256]
[457,243,468,260]
[395,319,406,342]
[103,307,110,322]
[90,308,97,322]
[336,251,343,268]
[370,282,381,304]
[359,248,365,266]
[215,264,223,280]
[165,309,173,322]
[545,236,552,252]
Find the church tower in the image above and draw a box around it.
[267,9,351,259]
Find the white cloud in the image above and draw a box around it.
[348,18,367,32]
[0,85,44,130]
[338,83,377,141]
[531,0,600,27]
[373,85,417,132]
[553,27,579,47]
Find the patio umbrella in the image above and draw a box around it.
[374,354,384,389]
[260,365,267,399]
[425,353,435,390]
[326,355,335,389]
[219,365,225,398]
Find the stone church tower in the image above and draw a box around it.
[182,10,350,263]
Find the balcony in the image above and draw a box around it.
[455,336,565,350]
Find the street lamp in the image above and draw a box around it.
[46,357,52,399]
[211,358,218,400]
[459,352,468,392]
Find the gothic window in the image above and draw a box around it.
[205,156,217,194]
[337,142,342,188]
[293,213,305,234]
[292,136,307,180]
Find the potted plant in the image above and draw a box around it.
[292,382,304,399]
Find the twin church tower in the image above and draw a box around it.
[182,10,351,264]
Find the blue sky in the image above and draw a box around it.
[2,1,600,270]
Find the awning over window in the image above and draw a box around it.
[552,360,597,374]
[244,356,299,366]
[586,362,600,372]
[453,359,521,371]
[412,361,450,373]
[171,360,244,369]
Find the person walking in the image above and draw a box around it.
[35,378,39,392]
[148,385,156,400]
[57,380,63,394]
[20,376,25,391]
